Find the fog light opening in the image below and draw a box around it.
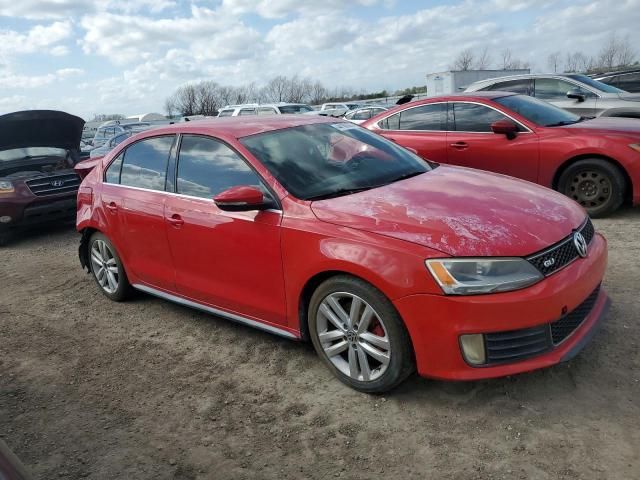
[460,334,486,366]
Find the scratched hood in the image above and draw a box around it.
[311,166,587,257]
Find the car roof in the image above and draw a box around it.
[134,114,341,139]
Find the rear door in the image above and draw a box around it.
[101,135,177,290]
[164,135,287,326]
[445,102,539,182]
[375,103,448,162]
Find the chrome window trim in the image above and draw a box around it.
[133,283,297,339]
[376,100,533,133]
[100,183,283,212]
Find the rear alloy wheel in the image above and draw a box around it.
[558,159,625,217]
[309,276,414,393]
[89,232,131,301]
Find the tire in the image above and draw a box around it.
[88,232,131,301]
[308,275,414,393]
[0,232,11,247]
[557,158,626,218]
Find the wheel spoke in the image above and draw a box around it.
[348,346,358,378]
[357,305,374,333]
[106,271,118,292]
[325,340,348,357]
[359,341,390,366]
[357,347,371,381]
[318,330,345,344]
[91,249,103,265]
[319,303,347,332]
[359,332,389,350]
[349,297,362,326]
[327,296,350,327]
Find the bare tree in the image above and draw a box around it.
[262,76,290,102]
[310,81,328,105]
[91,113,125,122]
[598,33,619,70]
[452,48,474,70]
[565,51,589,72]
[474,46,492,69]
[616,34,636,66]
[547,51,562,73]
[500,48,513,69]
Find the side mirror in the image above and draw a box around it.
[214,186,270,212]
[491,119,519,140]
[566,89,586,102]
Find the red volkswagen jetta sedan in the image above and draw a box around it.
[362,92,640,217]
[77,115,610,392]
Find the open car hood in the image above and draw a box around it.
[0,110,85,153]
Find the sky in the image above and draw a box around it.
[0,0,639,120]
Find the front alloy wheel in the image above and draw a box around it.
[309,276,414,393]
[316,292,391,382]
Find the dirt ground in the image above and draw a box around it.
[1,209,639,480]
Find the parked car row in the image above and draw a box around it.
[217,103,315,117]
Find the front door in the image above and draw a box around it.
[533,78,599,117]
[445,102,539,182]
[164,135,287,326]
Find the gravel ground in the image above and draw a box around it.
[1,208,639,480]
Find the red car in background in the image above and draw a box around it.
[362,92,640,217]
[77,115,609,392]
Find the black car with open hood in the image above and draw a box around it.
[0,110,85,246]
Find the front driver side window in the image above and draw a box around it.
[535,78,593,100]
[176,135,268,200]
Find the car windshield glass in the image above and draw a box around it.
[565,74,625,93]
[494,94,581,127]
[0,147,67,162]
[279,105,314,113]
[240,122,429,200]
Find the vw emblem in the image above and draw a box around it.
[51,180,65,187]
[573,232,588,258]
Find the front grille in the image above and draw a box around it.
[25,173,81,196]
[485,325,552,364]
[482,285,601,365]
[527,218,595,276]
[550,285,600,345]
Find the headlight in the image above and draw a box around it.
[629,144,640,153]
[0,180,14,194]
[426,258,543,295]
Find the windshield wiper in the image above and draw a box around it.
[306,186,377,201]
[383,170,424,184]
[545,116,586,127]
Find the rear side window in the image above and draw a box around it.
[105,153,124,184]
[352,109,371,120]
[218,110,234,117]
[399,104,446,130]
[239,108,256,116]
[485,79,533,95]
[450,103,509,132]
[258,107,277,115]
[119,136,175,190]
[176,136,265,199]
[615,72,640,92]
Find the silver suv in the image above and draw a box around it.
[217,103,314,117]
[465,73,640,118]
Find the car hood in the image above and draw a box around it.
[563,116,640,134]
[0,110,85,152]
[310,166,586,257]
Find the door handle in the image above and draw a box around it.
[450,142,469,149]
[105,202,118,213]
[166,214,184,228]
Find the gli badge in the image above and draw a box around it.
[543,258,556,268]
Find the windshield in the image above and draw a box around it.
[240,123,429,200]
[494,94,581,127]
[279,105,314,114]
[0,147,67,162]
[565,74,626,93]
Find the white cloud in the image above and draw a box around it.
[0,21,72,57]
[220,0,385,18]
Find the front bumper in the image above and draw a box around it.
[394,233,609,381]
[0,196,76,231]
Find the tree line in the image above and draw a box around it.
[451,33,637,74]
[163,76,427,117]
